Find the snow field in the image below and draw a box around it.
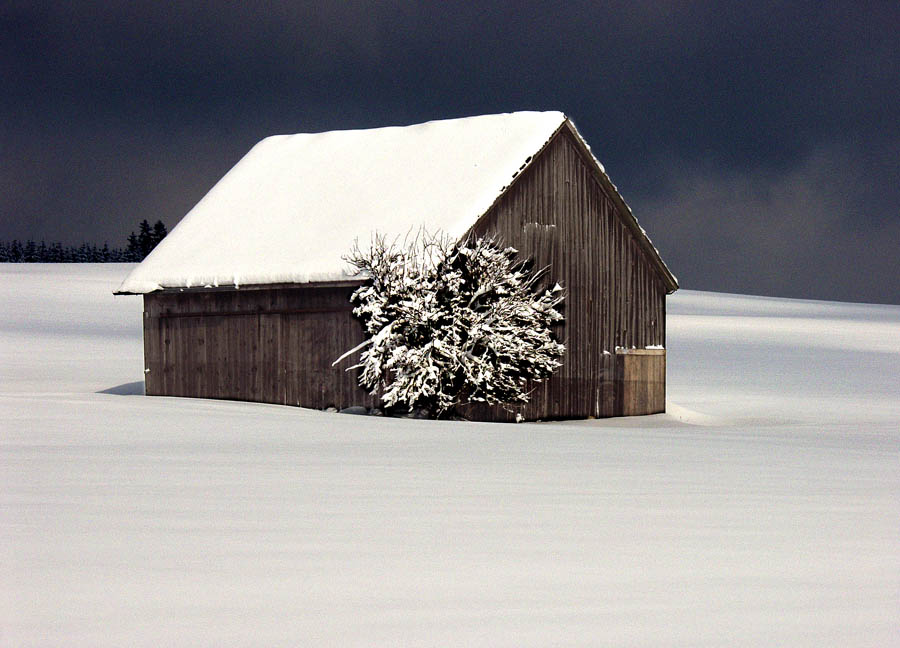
[1,264,898,646]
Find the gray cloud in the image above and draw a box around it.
[633,139,900,304]
[2,0,898,302]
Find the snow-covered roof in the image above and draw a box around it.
[117,112,568,293]
[116,111,676,294]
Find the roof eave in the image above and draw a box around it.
[114,278,366,296]
[560,119,679,294]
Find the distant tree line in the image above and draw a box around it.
[0,219,167,263]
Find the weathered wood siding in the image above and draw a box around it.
[465,125,668,420]
[143,285,374,410]
[616,349,666,416]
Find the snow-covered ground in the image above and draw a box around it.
[2,264,898,647]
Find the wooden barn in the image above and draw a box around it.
[115,111,678,421]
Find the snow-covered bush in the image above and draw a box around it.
[337,231,565,418]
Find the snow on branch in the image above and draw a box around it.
[337,230,565,418]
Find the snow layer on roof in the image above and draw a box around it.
[117,111,566,293]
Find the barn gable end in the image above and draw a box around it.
[463,124,671,420]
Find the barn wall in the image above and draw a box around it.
[143,285,375,410]
[466,126,668,420]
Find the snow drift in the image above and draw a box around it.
[2,264,898,646]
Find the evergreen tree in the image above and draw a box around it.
[0,231,148,263]
[9,240,22,262]
[151,220,168,248]
[126,232,140,261]
[138,220,153,259]
[23,240,37,262]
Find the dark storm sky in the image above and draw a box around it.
[2,1,898,303]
